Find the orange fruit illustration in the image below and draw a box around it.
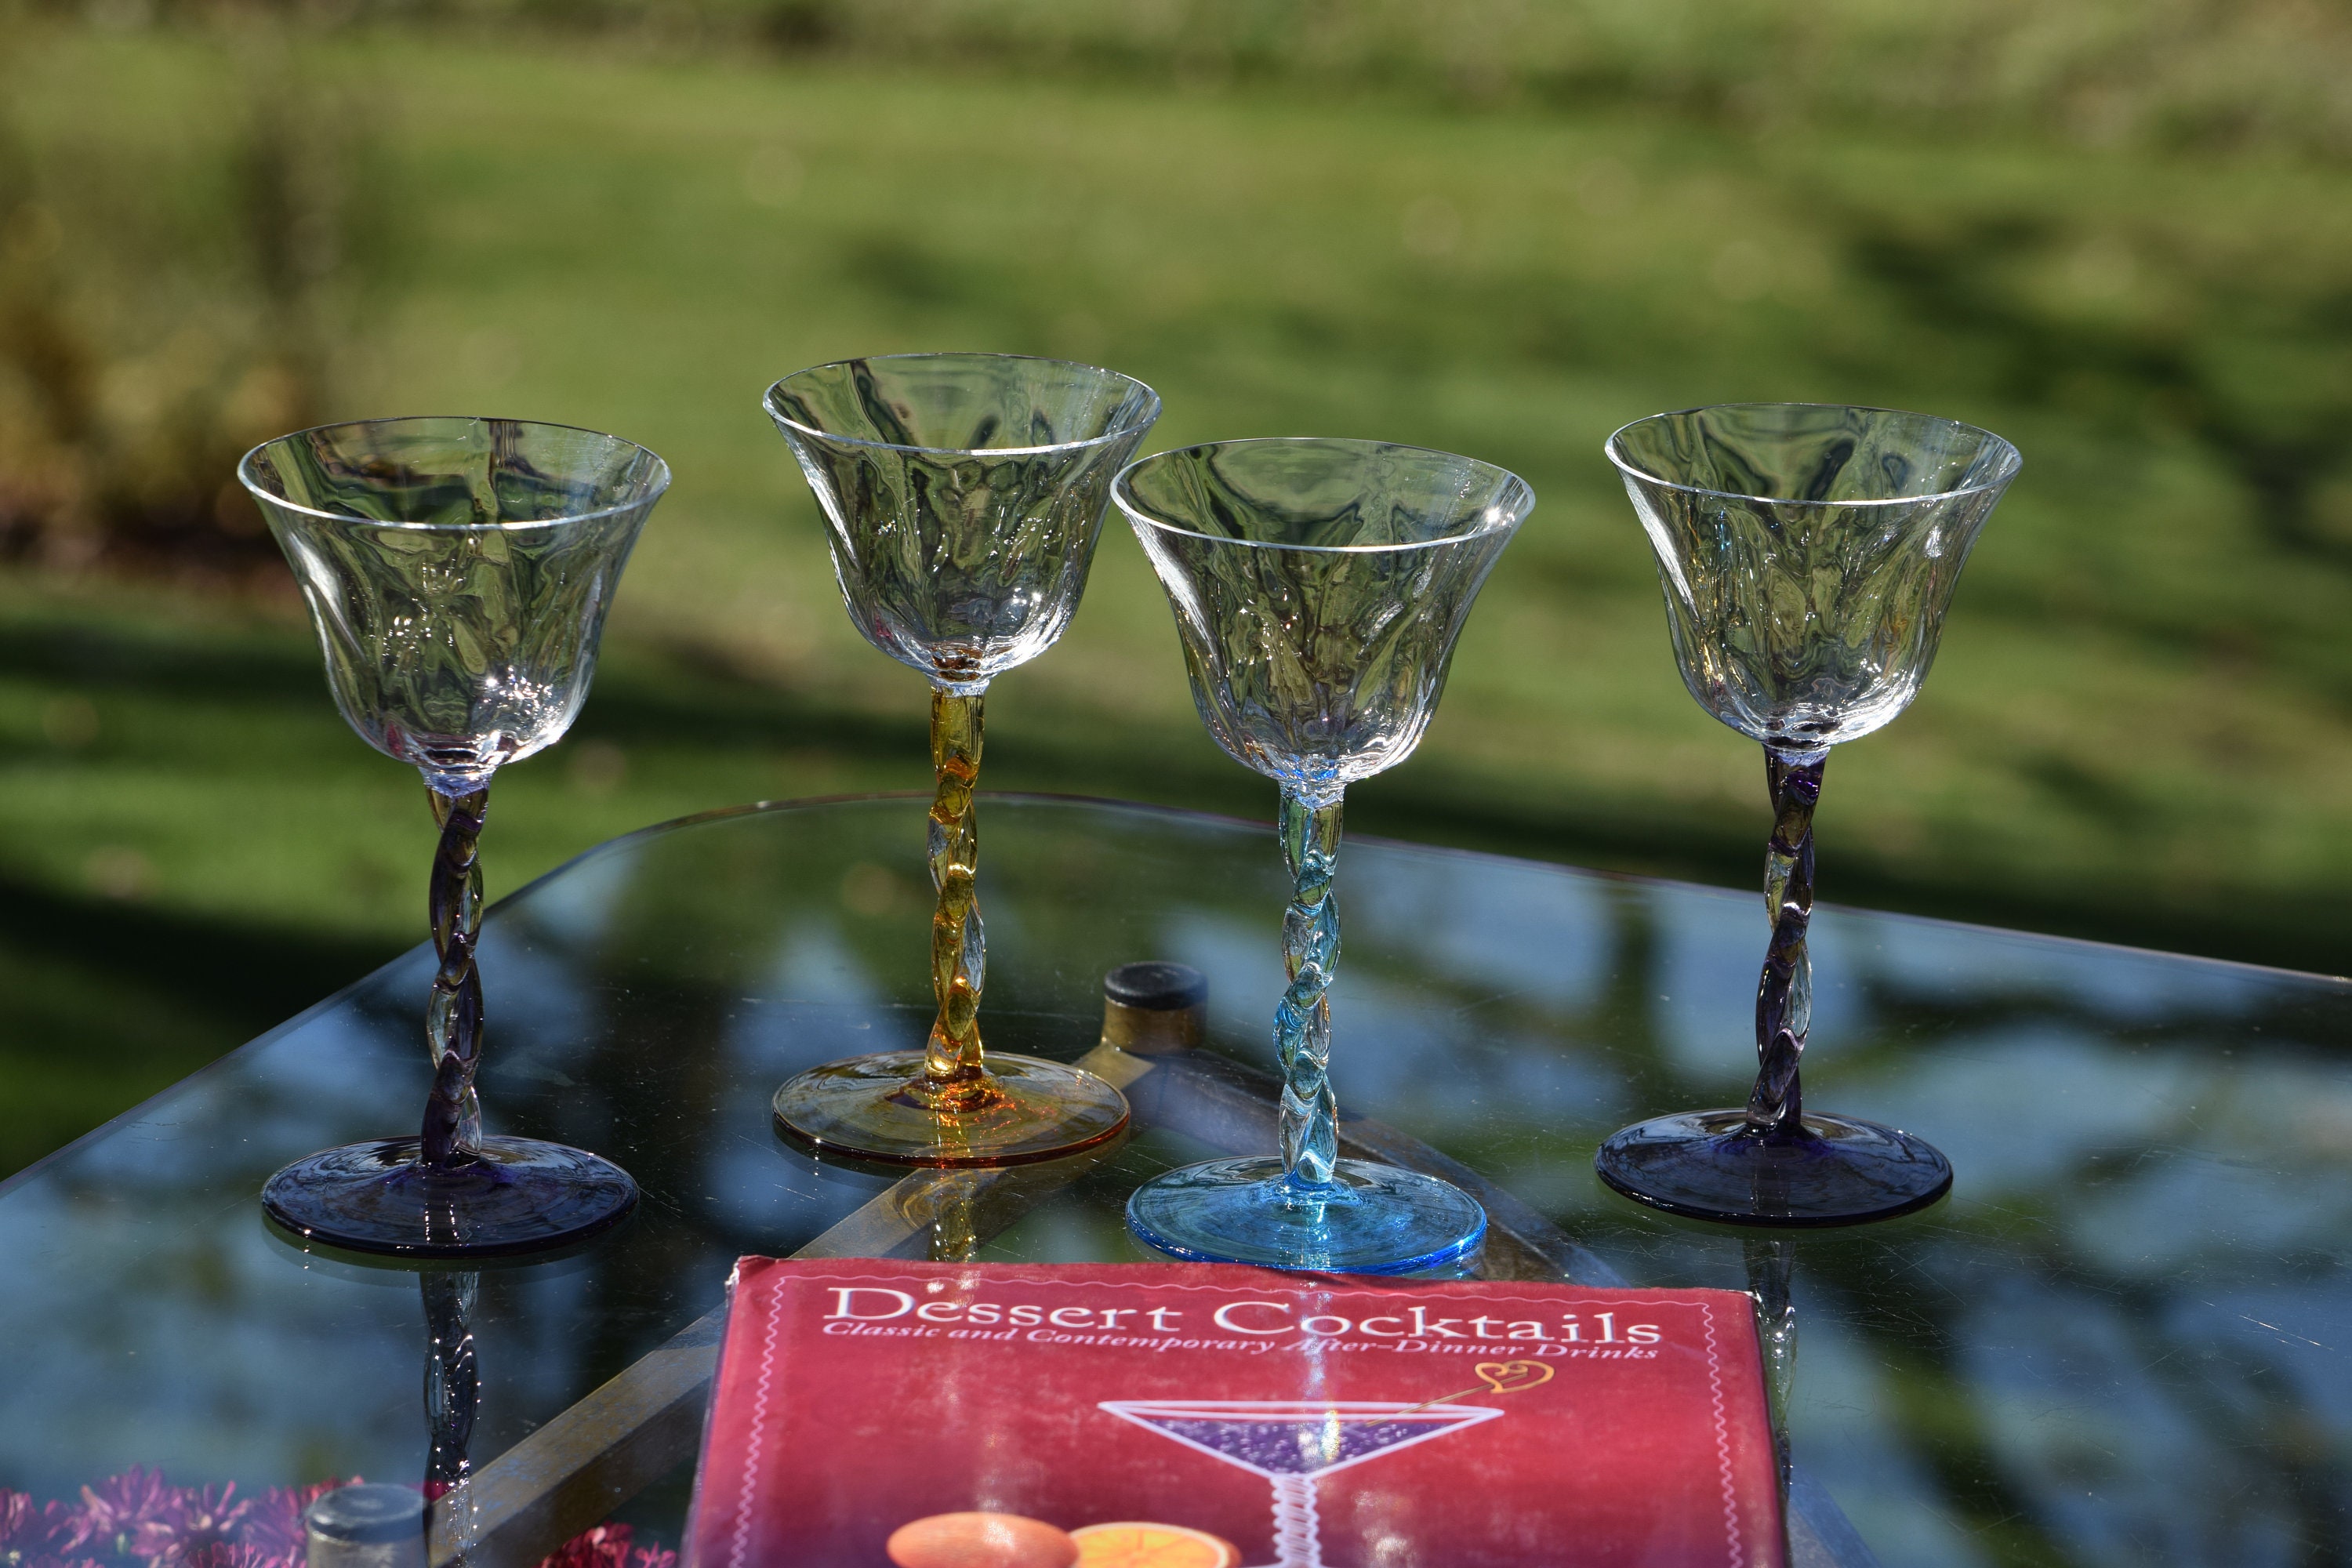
[887,1512,1079,1568]
[1069,1523,1242,1568]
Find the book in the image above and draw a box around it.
[686,1259,1784,1568]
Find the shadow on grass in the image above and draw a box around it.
[5,608,2340,973]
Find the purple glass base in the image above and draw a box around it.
[1594,1109,1951,1227]
[261,1135,638,1258]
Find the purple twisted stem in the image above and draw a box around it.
[1743,1236,1797,1502]
[421,785,488,1167]
[422,1271,478,1499]
[1748,746,1824,1134]
[1276,787,1342,1188]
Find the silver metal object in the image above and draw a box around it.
[305,1483,428,1568]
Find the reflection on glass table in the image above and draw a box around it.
[1,795,2348,1568]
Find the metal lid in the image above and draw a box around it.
[1103,961,1207,1011]
[1101,963,1207,1054]
[305,1484,427,1545]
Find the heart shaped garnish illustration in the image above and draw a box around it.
[1474,1359,1555,1396]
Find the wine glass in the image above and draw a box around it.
[1595,402,2021,1225]
[1113,437,1534,1272]
[240,416,666,1256]
[763,354,1160,1166]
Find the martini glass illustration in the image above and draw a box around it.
[1101,1399,1501,1568]
[1115,438,1533,1272]
[1595,403,2020,1225]
[764,354,1160,1166]
[241,416,662,1256]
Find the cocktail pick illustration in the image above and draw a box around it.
[1100,1396,1507,1568]
[1390,1359,1554,1417]
[764,354,1161,1167]
[1595,403,2020,1225]
[241,416,663,1256]
[1114,438,1533,1273]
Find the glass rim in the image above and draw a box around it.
[236,415,672,532]
[1113,436,1535,555]
[761,351,1163,457]
[1604,401,2022,508]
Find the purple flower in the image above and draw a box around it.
[61,1469,180,1559]
[540,1523,634,1568]
[170,1548,282,1568]
[20,1475,667,1568]
[139,1483,253,1563]
[1,1491,74,1564]
[236,1480,353,1566]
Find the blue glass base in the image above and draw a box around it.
[262,1135,638,1259]
[1126,1156,1486,1276]
[1594,1109,1952,1227]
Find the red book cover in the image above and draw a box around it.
[686,1260,1784,1568]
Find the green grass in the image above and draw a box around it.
[2,20,2352,1173]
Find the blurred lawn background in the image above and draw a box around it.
[2,0,2351,1174]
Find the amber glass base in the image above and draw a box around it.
[773,1050,1131,1167]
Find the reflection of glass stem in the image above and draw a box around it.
[1744,1236,1797,1508]
[920,1172,983,1262]
[422,1270,480,1556]
[924,688,988,1094]
[1749,748,1823,1134]
[1276,789,1342,1189]
[423,786,489,1167]
[1268,1472,1323,1568]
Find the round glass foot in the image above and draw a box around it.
[772,1050,1131,1167]
[1126,1156,1487,1276]
[1594,1109,1952,1226]
[261,1135,639,1258]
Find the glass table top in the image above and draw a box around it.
[3,793,2349,1568]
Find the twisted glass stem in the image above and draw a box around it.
[1748,746,1824,1133]
[1276,789,1343,1188]
[1744,1237,1797,1505]
[423,1269,480,1563]
[422,785,488,1167]
[924,688,987,1085]
[422,1270,479,1497]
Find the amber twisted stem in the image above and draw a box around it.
[924,688,987,1090]
[1276,788,1343,1188]
[421,785,488,1167]
[1748,746,1824,1134]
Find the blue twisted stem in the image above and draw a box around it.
[421,785,488,1167]
[1748,746,1824,1134]
[1276,788,1343,1188]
